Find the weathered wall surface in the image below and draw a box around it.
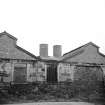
[3,63,13,82]
[0,34,16,48]
[0,32,36,60]
[0,32,37,83]
[59,43,105,82]
[0,62,13,82]
[58,63,75,82]
[0,61,38,83]
[0,61,103,83]
[37,62,46,81]
[63,45,105,64]
[27,63,37,82]
[57,63,104,82]
[0,61,47,83]
[21,61,47,82]
[74,66,103,81]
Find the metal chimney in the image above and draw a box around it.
[39,44,48,57]
[53,45,62,58]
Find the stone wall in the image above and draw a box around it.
[57,63,104,82]
[27,63,37,82]
[0,62,13,82]
[0,60,104,83]
[74,66,103,81]
[58,63,75,82]
[3,63,13,82]
[37,61,47,81]
[0,60,38,83]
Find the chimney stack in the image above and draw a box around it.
[39,44,48,57]
[53,45,62,58]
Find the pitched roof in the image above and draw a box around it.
[16,45,37,60]
[60,42,100,61]
[0,31,37,60]
[63,42,99,56]
[0,31,17,41]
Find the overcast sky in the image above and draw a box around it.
[0,0,105,56]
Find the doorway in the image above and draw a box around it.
[47,63,58,83]
[14,64,27,83]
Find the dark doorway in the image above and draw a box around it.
[14,64,27,83]
[47,63,58,83]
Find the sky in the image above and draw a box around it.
[0,0,105,56]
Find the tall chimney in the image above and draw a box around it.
[40,44,48,57]
[53,45,62,58]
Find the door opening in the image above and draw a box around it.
[47,63,58,83]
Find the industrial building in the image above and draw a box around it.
[0,31,37,84]
[59,42,105,82]
[37,42,105,82]
[37,44,61,83]
[0,31,105,84]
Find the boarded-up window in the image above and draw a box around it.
[14,63,27,83]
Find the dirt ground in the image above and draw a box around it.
[6,102,95,105]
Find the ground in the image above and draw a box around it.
[6,102,95,105]
[0,82,105,105]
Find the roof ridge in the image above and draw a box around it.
[63,42,99,56]
[0,31,17,41]
[16,45,37,60]
[62,49,84,61]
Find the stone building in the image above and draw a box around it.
[36,42,105,83]
[58,42,105,82]
[0,31,38,84]
[0,31,105,84]
[37,44,61,83]
[0,32,62,84]
[61,42,105,64]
